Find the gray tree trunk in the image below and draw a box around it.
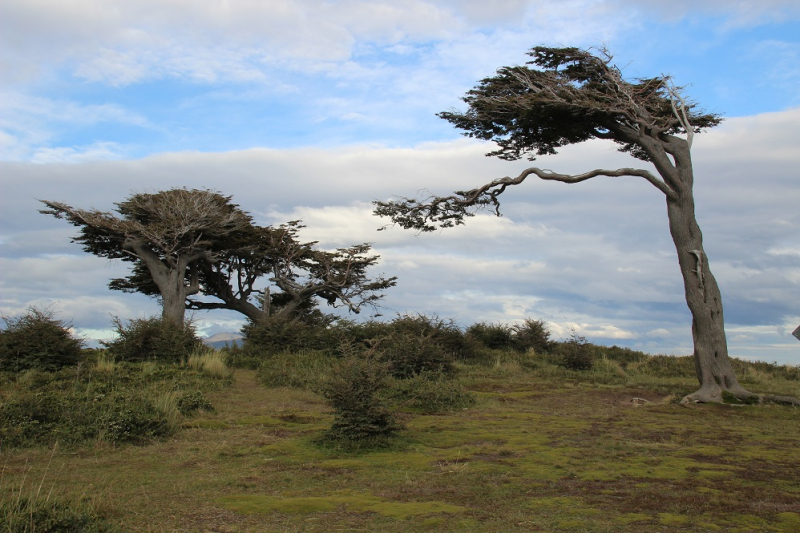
[662,144,754,403]
[666,193,752,402]
[160,268,189,325]
[129,242,198,326]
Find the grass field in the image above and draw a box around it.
[1,354,799,532]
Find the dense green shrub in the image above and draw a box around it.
[104,316,201,362]
[374,330,454,378]
[466,322,518,351]
[387,372,476,414]
[177,390,214,415]
[597,344,649,368]
[0,387,172,447]
[0,307,84,372]
[0,363,224,448]
[385,315,473,359]
[322,356,401,443]
[554,331,595,371]
[242,317,338,355]
[512,318,554,354]
[220,343,263,369]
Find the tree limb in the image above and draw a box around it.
[374,166,676,232]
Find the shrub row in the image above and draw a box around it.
[0,362,222,449]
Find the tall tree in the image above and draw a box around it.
[40,189,253,325]
[375,46,796,404]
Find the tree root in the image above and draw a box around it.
[681,386,800,406]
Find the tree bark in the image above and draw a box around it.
[665,159,754,403]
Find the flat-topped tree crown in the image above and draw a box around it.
[439,45,721,163]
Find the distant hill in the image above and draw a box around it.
[203,332,243,349]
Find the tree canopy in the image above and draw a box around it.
[41,189,253,324]
[42,189,396,326]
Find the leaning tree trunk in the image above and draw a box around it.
[666,192,753,403]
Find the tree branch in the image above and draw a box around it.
[374,166,676,232]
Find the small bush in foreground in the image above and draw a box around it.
[0,307,84,372]
[323,356,401,443]
[104,316,202,363]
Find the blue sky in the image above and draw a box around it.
[1,1,799,364]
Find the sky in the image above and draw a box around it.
[1,0,799,364]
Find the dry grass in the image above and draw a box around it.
[187,348,231,379]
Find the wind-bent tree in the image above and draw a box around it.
[40,189,253,325]
[83,204,397,324]
[375,46,797,404]
[185,222,397,322]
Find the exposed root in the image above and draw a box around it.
[681,386,800,406]
[760,394,800,407]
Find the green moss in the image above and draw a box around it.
[217,492,465,519]
[358,500,465,518]
[697,469,731,479]
[777,512,800,530]
[557,519,587,528]
[615,513,650,525]
[658,513,689,525]
[217,495,336,514]
[183,419,229,429]
[235,415,282,426]
[317,459,366,469]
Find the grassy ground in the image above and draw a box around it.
[1,357,799,532]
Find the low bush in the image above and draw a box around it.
[386,315,473,360]
[0,307,85,372]
[220,343,263,370]
[387,372,476,414]
[512,318,554,354]
[374,330,454,378]
[104,316,201,363]
[177,390,214,415]
[0,496,117,533]
[554,331,595,371]
[597,344,649,368]
[466,322,518,351]
[322,356,401,443]
[242,317,338,355]
[0,362,225,449]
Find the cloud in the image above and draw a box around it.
[1,108,799,362]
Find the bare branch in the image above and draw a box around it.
[374,166,676,232]
[665,77,695,149]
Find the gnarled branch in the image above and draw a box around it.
[374,166,676,232]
